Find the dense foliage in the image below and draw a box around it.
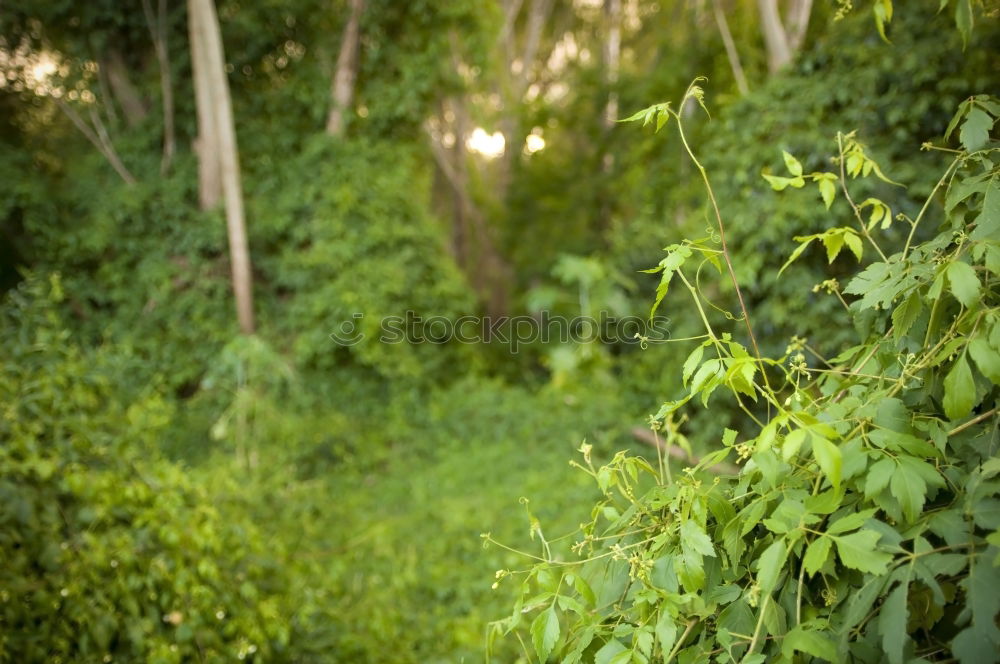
[489,85,1000,664]
[1,0,998,662]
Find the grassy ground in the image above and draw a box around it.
[202,378,645,662]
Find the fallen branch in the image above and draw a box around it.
[630,426,740,475]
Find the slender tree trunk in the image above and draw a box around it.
[55,99,137,185]
[101,49,148,126]
[326,0,365,136]
[757,0,812,73]
[189,1,222,209]
[189,0,255,334]
[786,0,813,53]
[143,0,176,173]
[757,0,791,73]
[602,0,621,133]
[712,0,749,94]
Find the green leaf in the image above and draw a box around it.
[954,0,974,50]
[681,520,716,557]
[757,539,788,594]
[828,508,878,535]
[649,245,692,320]
[890,460,928,523]
[873,0,893,43]
[879,581,910,664]
[594,638,627,664]
[783,150,803,177]
[943,353,976,420]
[812,436,842,490]
[778,237,815,275]
[892,291,922,341]
[573,574,597,607]
[835,530,892,574]
[844,232,864,261]
[531,606,560,662]
[818,177,836,209]
[969,337,1000,384]
[865,458,895,499]
[655,611,677,657]
[970,178,1000,241]
[682,343,706,386]
[951,549,1000,663]
[763,173,804,191]
[823,232,845,263]
[960,107,992,151]
[803,536,832,576]
[783,625,838,662]
[946,261,981,307]
[782,429,808,462]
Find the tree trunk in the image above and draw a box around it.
[757,0,813,73]
[326,0,365,137]
[786,0,813,54]
[602,0,621,133]
[712,0,749,95]
[143,0,176,173]
[101,49,148,126]
[189,3,222,209]
[757,0,791,73]
[189,0,255,334]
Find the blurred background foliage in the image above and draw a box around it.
[1,0,997,661]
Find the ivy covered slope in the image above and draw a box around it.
[491,95,1000,663]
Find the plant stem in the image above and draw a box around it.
[741,595,770,663]
[902,158,961,258]
[673,108,771,395]
[836,133,888,262]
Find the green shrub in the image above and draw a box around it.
[491,89,1000,664]
[0,276,292,663]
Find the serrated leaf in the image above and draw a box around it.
[943,353,976,420]
[960,107,992,151]
[681,520,715,557]
[835,530,893,574]
[531,606,560,662]
[778,237,815,275]
[873,0,893,43]
[954,0,973,50]
[969,337,1000,384]
[844,232,863,261]
[763,173,795,191]
[757,539,788,594]
[803,536,832,576]
[828,508,878,535]
[655,611,677,657]
[823,232,845,263]
[783,150,803,176]
[812,436,842,490]
[947,261,980,307]
[573,574,597,607]
[878,581,910,664]
[783,625,838,662]
[782,429,808,462]
[865,457,896,499]
[951,548,1000,663]
[892,290,922,341]
[682,344,705,386]
[594,638,627,664]
[819,177,836,209]
[970,178,1000,241]
[890,461,928,523]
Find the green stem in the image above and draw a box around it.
[673,105,771,396]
